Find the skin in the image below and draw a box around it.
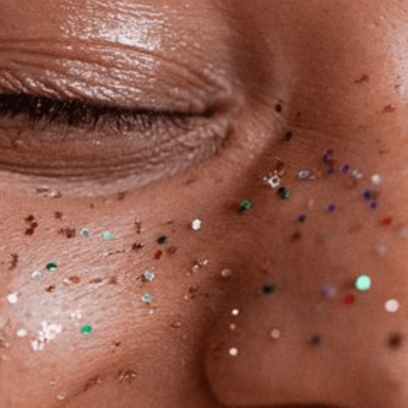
[1,0,408,407]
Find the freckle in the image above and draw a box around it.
[309,333,322,346]
[291,231,302,241]
[109,276,118,285]
[167,246,177,255]
[275,104,282,113]
[383,104,396,113]
[25,215,35,223]
[45,285,56,293]
[117,192,126,201]
[157,235,167,244]
[59,227,76,238]
[25,228,35,236]
[67,275,80,284]
[154,250,163,260]
[135,221,142,234]
[54,212,63,220]
[9,253,18,271]
[90,203,95,209]
[282,132,293,142]
[342,293,355,305]
[388,332,403,349]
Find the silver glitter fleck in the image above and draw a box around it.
[263,174,281,189]
[141,293,154,303]
[220,269,232,278]
[297,170,311,180]
[371,174,383,185]
[191,219,202,231]
[31,270,43,282]
[229,347,239,356]
[57,392,67,401]
[351,169,364,179]
[79,228,92,237]
[16,328,28,338]
[231,309,240,316]
[143,270,156,282]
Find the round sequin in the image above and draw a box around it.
[355,275,372,292]
[385,299,399,313]
[277,187,291,200]
[46,262,57,271]
[157,235,167,244]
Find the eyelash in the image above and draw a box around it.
[0,93,194,134]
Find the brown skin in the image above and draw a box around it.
[1,0,408,407]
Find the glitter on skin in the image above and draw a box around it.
[101,231,114,240]
[328,204,336,213]
[142,293,154,303]
[363,189,373,201]
[231,309,240,316]
[297,170,311,179]
[81,325,92,334]
[340,164,350,174]
[79,228,91,237]
[385,299,400,313]
[46,262,57,271]
[277,187,291,200]
[372,174,383,185]
[229,347,239,356]
[352,169,364,179]
[7,292,18,304]
[264,175,281,189]
[239,200,252,212]
[221,269,232,278]
[355,275,372,291]
[31,270,43,282]
[298,213,306,223]
[191,219,202,231]
[16,328,28,338]
[230,323,237,330]
[143,270,156,282]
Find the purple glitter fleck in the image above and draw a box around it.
[298,214,306,223]
[327,165,334,175]
[363,189,372,202]
[370,201,377,209]
[328,204,335,213]
[340,164,350,174]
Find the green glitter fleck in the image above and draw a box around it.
[355,274,371,292]
[101,231,114,240]
[278,187,291,200]
[157,235,167,244]
[81,325,92,334]
[46,262,57,271]
[239,200,252,212]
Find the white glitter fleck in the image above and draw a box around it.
[7,292,18,304]
[142,293,154,303]
[231,309,240,316]
[221,269,232,278]
[371,174,383,185]
[191,219,202,231]
[31,270,43,282]
[385,299,400,313]
[143,270,156,282]
[270,329,281,339]
[31,321,62,351]
[229,347,239,356]
[70,310,82,320]
[229,323,236,330]
[297,170,311,180]
[352,169,364,179]
[16,328,28,338]
[57,392,67,401]
[263,174,281,189]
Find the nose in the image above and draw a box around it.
[202,141,408,408]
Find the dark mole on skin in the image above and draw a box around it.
[389,332,403,349]
[58,227,76,238]
[132,242,145,250]
[275,103,282,113]
[291,231,303,241]
[135,221,142,234]
[25,215,38,236]
[54,212,63,220]
[109,276,118,285]
[117,192,127,201]
[167,246,177,255]
[282,132,293,142]
[309,333,322,346]
[45,285,56,293]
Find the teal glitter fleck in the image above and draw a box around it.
[355,274,372,292]
[101,231,114,240]
[81,325,92,334]
[157,235,167,244]
[239,200,252,212]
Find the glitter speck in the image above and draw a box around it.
[277,187,291,200]
[142,293,154,303]
[352,169,364,179]
[221,269,232,278]
[298,214,306,223]
[191,219,202,231]
[322,284,336,298]
[264,175,281,189]
[16,328,27,338]
[7,292,18,304]
[46,262,57,271]
[372,174,383,185]
[297,170,311,179]
[79,228,91,237]
[239,200,252,212]
[101,231,114,240]
[270,329,281,339]
[81,325,92,335]
[229,347,238,356]
[355,274,372,291]
[32,270,43,282]
[340,164,350,174]
[328,204,336,213]
[385,299,400,313]
[363,189,373,201]
[231,309,240,316]
[57,392,67,401]
[229,323,236,330]
[143,270,156,282]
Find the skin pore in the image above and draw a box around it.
[2,0,408,407]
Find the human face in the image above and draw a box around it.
[1,1,408,407]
